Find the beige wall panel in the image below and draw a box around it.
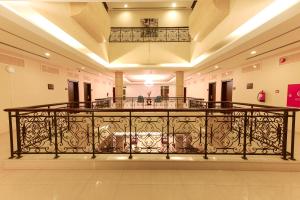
[109,10,191,27]
[109,43,190,64]
[186,49,300,133]
[0,50,112,135]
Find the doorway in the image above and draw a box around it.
[208,82,216,108]
[221,80,233,108]
[68,80,79,108]
[161,86,169,99]
[184,87,187,103]
[84,82,92,108]
[113,87,116,103]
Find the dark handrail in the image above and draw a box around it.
[5,99,298,160]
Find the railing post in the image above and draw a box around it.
[282,111,288,160]
[290,111,296,160]
[204,111,208,159]
[250,106,254,144]
[91,112,96,159]
[242,111,248,160]
[15,111,22,159]
[8,112,15,159]
[166,111,170,159]
[54,111,59,159]
[129,111,133,159]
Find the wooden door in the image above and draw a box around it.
[184,87,187,103]
[68,80,79,108]
[208,82,216,108]
[221,80,233,108]
[113,87,116,103]
[84,82,92,108]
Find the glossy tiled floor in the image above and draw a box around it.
[1,169,300,200]
[1,132,300,200]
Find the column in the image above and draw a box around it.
[176,71,184,108]
[115,71,123,108]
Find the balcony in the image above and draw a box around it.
[109,27,191,42]
[4,98,298,160]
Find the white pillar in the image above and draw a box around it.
[115,71,123,108]
[176,71,184,108]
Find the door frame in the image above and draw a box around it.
[83,82,92,108]
[208,82,216,108]
[221,79,233,108]
[68,80,79,108]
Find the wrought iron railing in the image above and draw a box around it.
[94,97,204,109]
[4,100,298,160]
[109,27,191,42]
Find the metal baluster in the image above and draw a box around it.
[242,112,248,160]
[282,111,288,160]
[166,111,170,159]
[8,112,15,159]
[54,112,59,159]
[48,121,52,143]
[250,106,254,144]
[87,124,90,144]
[92,112,96,159]
[204,111,208,159]
[238,127,241,144]
[290,111,296,160]
[22,124,26,145]
[129,112,133,159]
[15,111,22,159]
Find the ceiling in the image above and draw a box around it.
[0,1,300,84]
[106,1,194,10]
[186,12,300,79]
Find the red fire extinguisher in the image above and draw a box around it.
[257,90,266,102]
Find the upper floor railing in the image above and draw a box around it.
[109,27,191,42]
[4,98,299,160]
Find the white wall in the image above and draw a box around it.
[186,49,300,132]
[108,9,191,64]
[0,49,112,135]
[109,10,191,27]
[125,84,175,97]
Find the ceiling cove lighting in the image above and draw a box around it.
[172,2,177,8]
[0,2,109,67]
[251,50,257,55]
[190,0,299,68]
[159,63,192,68]
[144,79,154,86]
[230,0,300,38]
[44,52,50,57]
[108,63,139,68]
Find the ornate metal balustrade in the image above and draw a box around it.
[109,27,191,42]
[4,101,298,160]
[95,97,204,109]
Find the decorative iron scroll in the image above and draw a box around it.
[109,27,191,42]
[12,109,293,160]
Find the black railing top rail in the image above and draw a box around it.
[111,26,189,29]
[4,98,300,113]
[110,26,191,43]
[4,106,300,114]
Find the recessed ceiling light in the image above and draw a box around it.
[44,52,50,57]
[124,4,128,8]
[253,65,257,68]
[214,65,219,69]
[250,50,257,55]
[81,66,85,70]
[172,2,177,7]
[197,72,201,75]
